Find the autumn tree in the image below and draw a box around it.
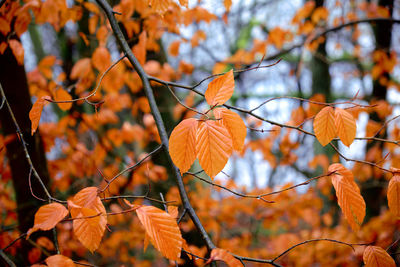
[1,0,400,266]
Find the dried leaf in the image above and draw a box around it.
[69,187,107,252]
[91,47,111,72]
[206,248,241,267]
[179,0,188,8]
[149,0,171,15]
[205,69,235,106]
[136,205,183,260]
[363,246,395,267]
[328,164,365,231]
[29,96,51,135]
[214,108,246,152]
[388,173,400,218]
[169,118,198,174]
[9,39,24,65]
[54,88,72,111]
[313,106,335,146]
[335,108,356,147]
[196,120,233,178]
[27,203,69,238]
[133,31,147,65]
[45,255,76,267]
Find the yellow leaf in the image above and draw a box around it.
[45,255,76,267]
[70,187,106,252]
[313,106,335,146]
[136,205,183,260]
[169,118,198,174]
[388,173,400,218]
[214,108,246,152]
[54,88,72,111]
[205,69,235,106]
[335,108,356,147]
[29,96,51,135]
[196,120,233,178]
[27,203,69,238]
[206,248,241,267]
[328,164,365,231]
[363,246,396,267]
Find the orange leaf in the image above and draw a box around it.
[169,118,198,174]
[69,187,107,252]
[363,246,395,267]
[206,248,241,267]
[149,0,171,15]
[205,69,235,106]
[214,108,246,152]
[328,164,365,231]
[29,96,51,135]
[27,203,69,238]
[9,39,24,65]
[45,255,75,267]
[335,108,356,147]
[313,106,335,146]
[133,31,147,65]
[168,40,180,57]
[54,88,72,111]
[388,173,400,218]
[91,47,111,72]
[179,0,188,8]
[136,205,183,260]
[196,120,233,178]
[224,0,232,12]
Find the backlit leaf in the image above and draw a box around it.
[224,0,232,12]
[363,246,395,267]
[54,88,72,111]
[388,173,400,218]
[328,164,365,231]
[29,96,51,135]
[69,187,107,252]
[205,69,235,106]
[214,108,246,152]
[335,108,356,147]
[179,0,188,8]
[206,248,241,267]
[27,203,69,238]
[196,120,233,178]
[136,205,183,260]
[45,255,75,267]
[169,118,198,174]
[313,106,335,146]
[149,0,171,15]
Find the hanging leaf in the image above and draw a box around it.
[91,46,111,72]
[328,164,365,231]
[224,0,233,12]
[69,187,107,252]
[214,108,246,152]
[179,0,188,8]
[136,205,183,260]
[196,120,233,178]
[9,39,24,65]
[205,248,241,267]
[132,31,147,65]
[45,255,76,267]
[169,118,198,174]
[313,106,335,146]
[335,108,356,147]
[205,69,235,106]
[363,246,395,267]
[29,96,51,135]
[27,203,69,238]
[54,88,72,111]
[387,173,400,218]
[149,0,171,15]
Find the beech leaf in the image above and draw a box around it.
[169,118,198,174]
[335,108,356,147]
[387,173,400,218]
[54,88,72,111]
[69,187,107,252]
[27,203,69,238]
[136,205,183,260]
[214,107,246,152]
[328,164,365,231]
[206,248,241,267]
[313,106,335,146]
[205,69,235,106]
[45,255,76,267]
[363,246,395,267]
[196,120,233,178]
[29,96,51,135]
